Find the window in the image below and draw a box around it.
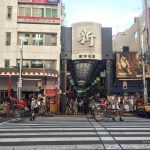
[6,32,11,45]
[7,6,12,19]
[79,55,82,58]
[31,60,43,68]
[32,8,38,17]
[39,8,44,17]
[134,31,138,39]
[32,8,44,17]
[44,60,51,69]
[4,59,10,68]
[43,60,56,69]
[88,55,91,58]
[22,60,30,68]
[92,55,95,58]
[32,34,44,46]
[45,33,57,46]
[50,34,57,46]
[18,32,57,46]
[19,7,31,16]
[46,8,51,17]
[19,7,25,16]
[25,7,31,16]
[52,9,57,17]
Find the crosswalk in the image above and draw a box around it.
[100,117,150,149]
[0,116,150,150]
[0,116,104,150]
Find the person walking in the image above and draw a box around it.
[30,97,39,121]
[73,98,78,116]
[112,95,124,121]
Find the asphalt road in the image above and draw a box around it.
[0,115,150,150]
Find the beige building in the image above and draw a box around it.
[113,14,148,52]
[0,0,65,112]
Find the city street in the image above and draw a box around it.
[0,115,150,150]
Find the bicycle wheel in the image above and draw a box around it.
[9,104,25,122]
[94,106,106,121]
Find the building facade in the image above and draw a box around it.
[112,7,150,94]
[0,0,65,113]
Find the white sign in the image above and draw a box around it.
[79,29,96,47]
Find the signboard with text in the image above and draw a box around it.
[17,16,60,24]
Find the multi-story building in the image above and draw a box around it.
[0,0,65,113]
[112,5,150,95]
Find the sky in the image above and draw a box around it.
[62,0,143,35]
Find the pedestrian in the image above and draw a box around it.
[73,98,78,116]
[112,95,124,121]
[30,97,39,121]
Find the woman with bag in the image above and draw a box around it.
[30,98,39,121]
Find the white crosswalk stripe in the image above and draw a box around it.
[100,116,150,149]
[0,116,150,149]
[0,116,104,150]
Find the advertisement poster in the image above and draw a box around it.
[116,52,150,78]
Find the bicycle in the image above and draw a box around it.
[92,100,116,121]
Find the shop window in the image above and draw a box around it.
[6,32,11,45]
[7,6,12,19]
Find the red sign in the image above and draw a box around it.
[18,0,32,2]
[32,0,46,2]
[17,16,60,24]
[46,89,57,96]
[18,0,60,3]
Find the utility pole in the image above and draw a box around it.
[141,30,148,105]
[17,39,23,100]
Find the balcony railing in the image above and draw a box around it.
[0,68,59,77]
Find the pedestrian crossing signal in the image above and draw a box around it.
[123,81,127,89]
